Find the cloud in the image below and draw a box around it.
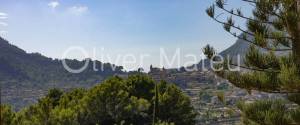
[0,12,7,16]
[0,22,8,26]
[0,12,8,19]
[68,5,88,15]
[48,1,60,9]
[0,30,8,35]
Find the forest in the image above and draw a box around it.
[1,75,196,125]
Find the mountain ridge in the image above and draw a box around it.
[0,37,126,110]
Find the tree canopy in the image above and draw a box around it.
[1,74,196,125]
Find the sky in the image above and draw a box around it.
[0,0,253,71]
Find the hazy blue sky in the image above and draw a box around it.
[0,0,253,71]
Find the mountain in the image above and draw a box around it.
[0,37,126,110]
[219,33,290,63]
[192,33,291,70]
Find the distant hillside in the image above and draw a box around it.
[0,37,126,110]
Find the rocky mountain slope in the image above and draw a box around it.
[0,37,125,110]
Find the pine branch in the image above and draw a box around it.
[271,8,285,20]
[217,70,300,94]
[211,13,292,40]
[227,31,291,51]
[216,69,300,94]
[228,63,280,73]
[241,0,256,4]
[211,17,292,51]
[246,88,300,94]
[241,0,285,20]
[242,0,256,7]
[216,5,274,25]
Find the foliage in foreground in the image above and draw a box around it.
[204,0,300,124]
[0,74,196,125]
[237,100,298,125]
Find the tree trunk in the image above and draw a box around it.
[294,40,300,69]
[294,0,300,69]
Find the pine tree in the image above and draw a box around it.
[204,0,300,124]
[153,83,159,125]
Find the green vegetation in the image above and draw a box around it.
[204,0,300,124]
[1,75,196,125]
[0,36,124,85]
[237,100,292,125]
[0,37,126,110]
[198,91,213,103]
